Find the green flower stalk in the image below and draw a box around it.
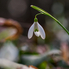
[31,5,69,35]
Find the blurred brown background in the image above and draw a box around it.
[0,0,69,69]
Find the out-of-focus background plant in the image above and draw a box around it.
[0,0,69,69]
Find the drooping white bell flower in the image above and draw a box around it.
[28,17,45,39]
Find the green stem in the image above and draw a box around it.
[31,5,69,35]
[35,13,43,18]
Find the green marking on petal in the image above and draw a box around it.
[34,29,38,32]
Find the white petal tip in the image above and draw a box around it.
[42,37,45,39]
[30,5,33,7]
[41,35,46,39]
[34,31,40,37]
[28,36,31,39]
[28,33,32,39]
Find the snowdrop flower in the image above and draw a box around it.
[28,17,45,39]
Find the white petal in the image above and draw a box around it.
[37,22,45,39]
[34,31,40,37]
[28,23,34,39]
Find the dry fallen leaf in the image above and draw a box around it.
[29,65,38,69]
[60,42,69,64]
[0,18,23,41]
